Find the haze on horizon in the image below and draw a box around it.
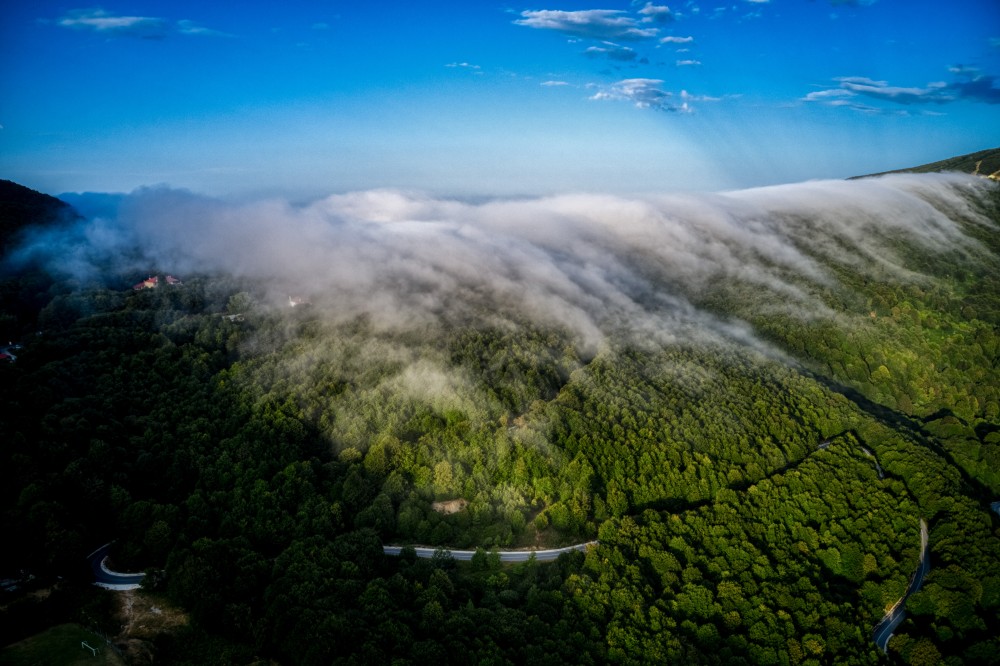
[1,1,999,200]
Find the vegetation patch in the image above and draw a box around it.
[1,172,998,663]
[0,623,124,666]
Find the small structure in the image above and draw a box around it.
[81,641,98,656]
[165,275,183,285]
[432,499,469,515]
[289,295,311,307]
[132,276,159,290]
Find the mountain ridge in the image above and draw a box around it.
[0,180,77,256]
[853,146,1000,180]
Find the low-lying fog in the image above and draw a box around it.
[11,173,997,355]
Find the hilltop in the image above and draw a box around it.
[0,180,77,256]
[855,146,1000,180]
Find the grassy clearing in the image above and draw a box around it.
[0,623,124,666]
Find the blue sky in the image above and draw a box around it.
[1,1,998,198]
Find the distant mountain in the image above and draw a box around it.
[0,181,81,338]
[57,191,125,221]
[0,180,78,257]
[855,146,1000,180]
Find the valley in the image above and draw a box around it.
[1,162,999,664]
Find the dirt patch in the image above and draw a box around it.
[431,498,468,515]
[113,590,188,665]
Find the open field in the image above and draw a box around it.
[0,623,123,666]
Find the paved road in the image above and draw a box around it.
[86,543,146,590]
[872,519,929,653]
[383,541,597,562]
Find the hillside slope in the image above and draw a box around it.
[0,180,76,256]
[1,171,998,664]
[856,146,1000,180]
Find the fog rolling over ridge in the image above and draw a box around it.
[15,173,998,356]
[5,169,1000,665]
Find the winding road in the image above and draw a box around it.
[86,538,591,592]
[86,543,146,591]
[872,519,930,654]
[382,541,597,562]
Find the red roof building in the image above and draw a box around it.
[132,276,159,290]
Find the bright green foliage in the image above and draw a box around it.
[1,180,999,664]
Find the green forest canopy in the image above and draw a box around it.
[1,165,999,665]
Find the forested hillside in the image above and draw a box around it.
[858,147,1000,180]
[1,172,998,664]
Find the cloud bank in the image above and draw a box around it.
[10,175,996,356]
[515,10,659,41]
[516,7,724,114]
[805,70,1000,111]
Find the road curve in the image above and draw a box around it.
[872,519,929,653]
[86,543,146,590]
[383,541,597,563]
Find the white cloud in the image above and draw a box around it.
[837,77,955,104]
[57,9,168,38]
[660,35,694,44]
[177,20,232,37]
[56,9,229,39]
[948,65,980,76]
[836,76,886,86]
[802,68,1000,110]
[590,79,723,112]
[585,42,638,61]
[446,62,482,70]
[638,3,675,24]
[680,90,722,103]
[590,78,683,111]
[515,9,659,41]
[541,80,570,86]
[676,59,702,66]
[801,88,854,102]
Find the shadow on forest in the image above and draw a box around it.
[801,367,994,507]
[631,429,876,517]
